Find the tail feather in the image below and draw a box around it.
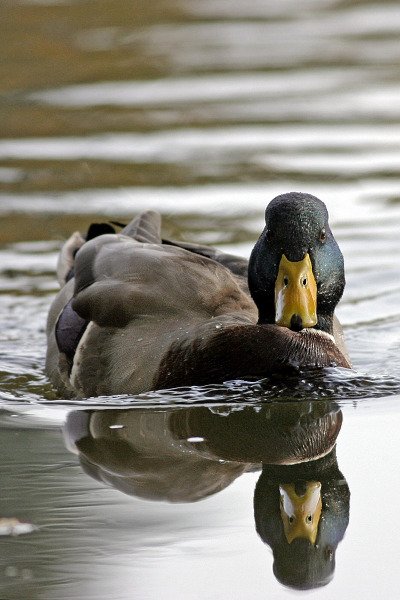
[122,210,162,244]
[56,231,85,287]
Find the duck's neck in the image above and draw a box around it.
[313,313,335,336]
[257,310,335,336]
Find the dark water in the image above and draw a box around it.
[1,0,400,598]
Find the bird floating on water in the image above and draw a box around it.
[46,192,350,397]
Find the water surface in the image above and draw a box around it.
[1,0,400,598]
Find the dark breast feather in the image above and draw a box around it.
[154,325,350,389]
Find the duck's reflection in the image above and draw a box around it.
[64,400,349,589]
[65,408,249,502]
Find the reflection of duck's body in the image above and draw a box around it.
[169,400,342,465]
[65,400,342,502]
[47,192,350,397]
[65,408,249,503]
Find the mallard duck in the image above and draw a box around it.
[46,192,351,397]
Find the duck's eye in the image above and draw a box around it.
[306,515,312,523]
[266,229,273,242]
[289,516,294,524]
[319,228,327,243]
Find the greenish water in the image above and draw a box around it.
[1,0,400,598]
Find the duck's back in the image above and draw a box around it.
[46,225,257,397]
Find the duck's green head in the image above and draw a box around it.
[249,192,345,334]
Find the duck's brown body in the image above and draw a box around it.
[46,231,258,397]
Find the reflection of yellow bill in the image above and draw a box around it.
[279,481,322,545]
[275,254,317,329]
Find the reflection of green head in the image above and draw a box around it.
[254,449,350,590]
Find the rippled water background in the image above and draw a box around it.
[1,0,400,598]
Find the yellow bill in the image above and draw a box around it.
[275,253,317,329]
[279,481,322,545]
